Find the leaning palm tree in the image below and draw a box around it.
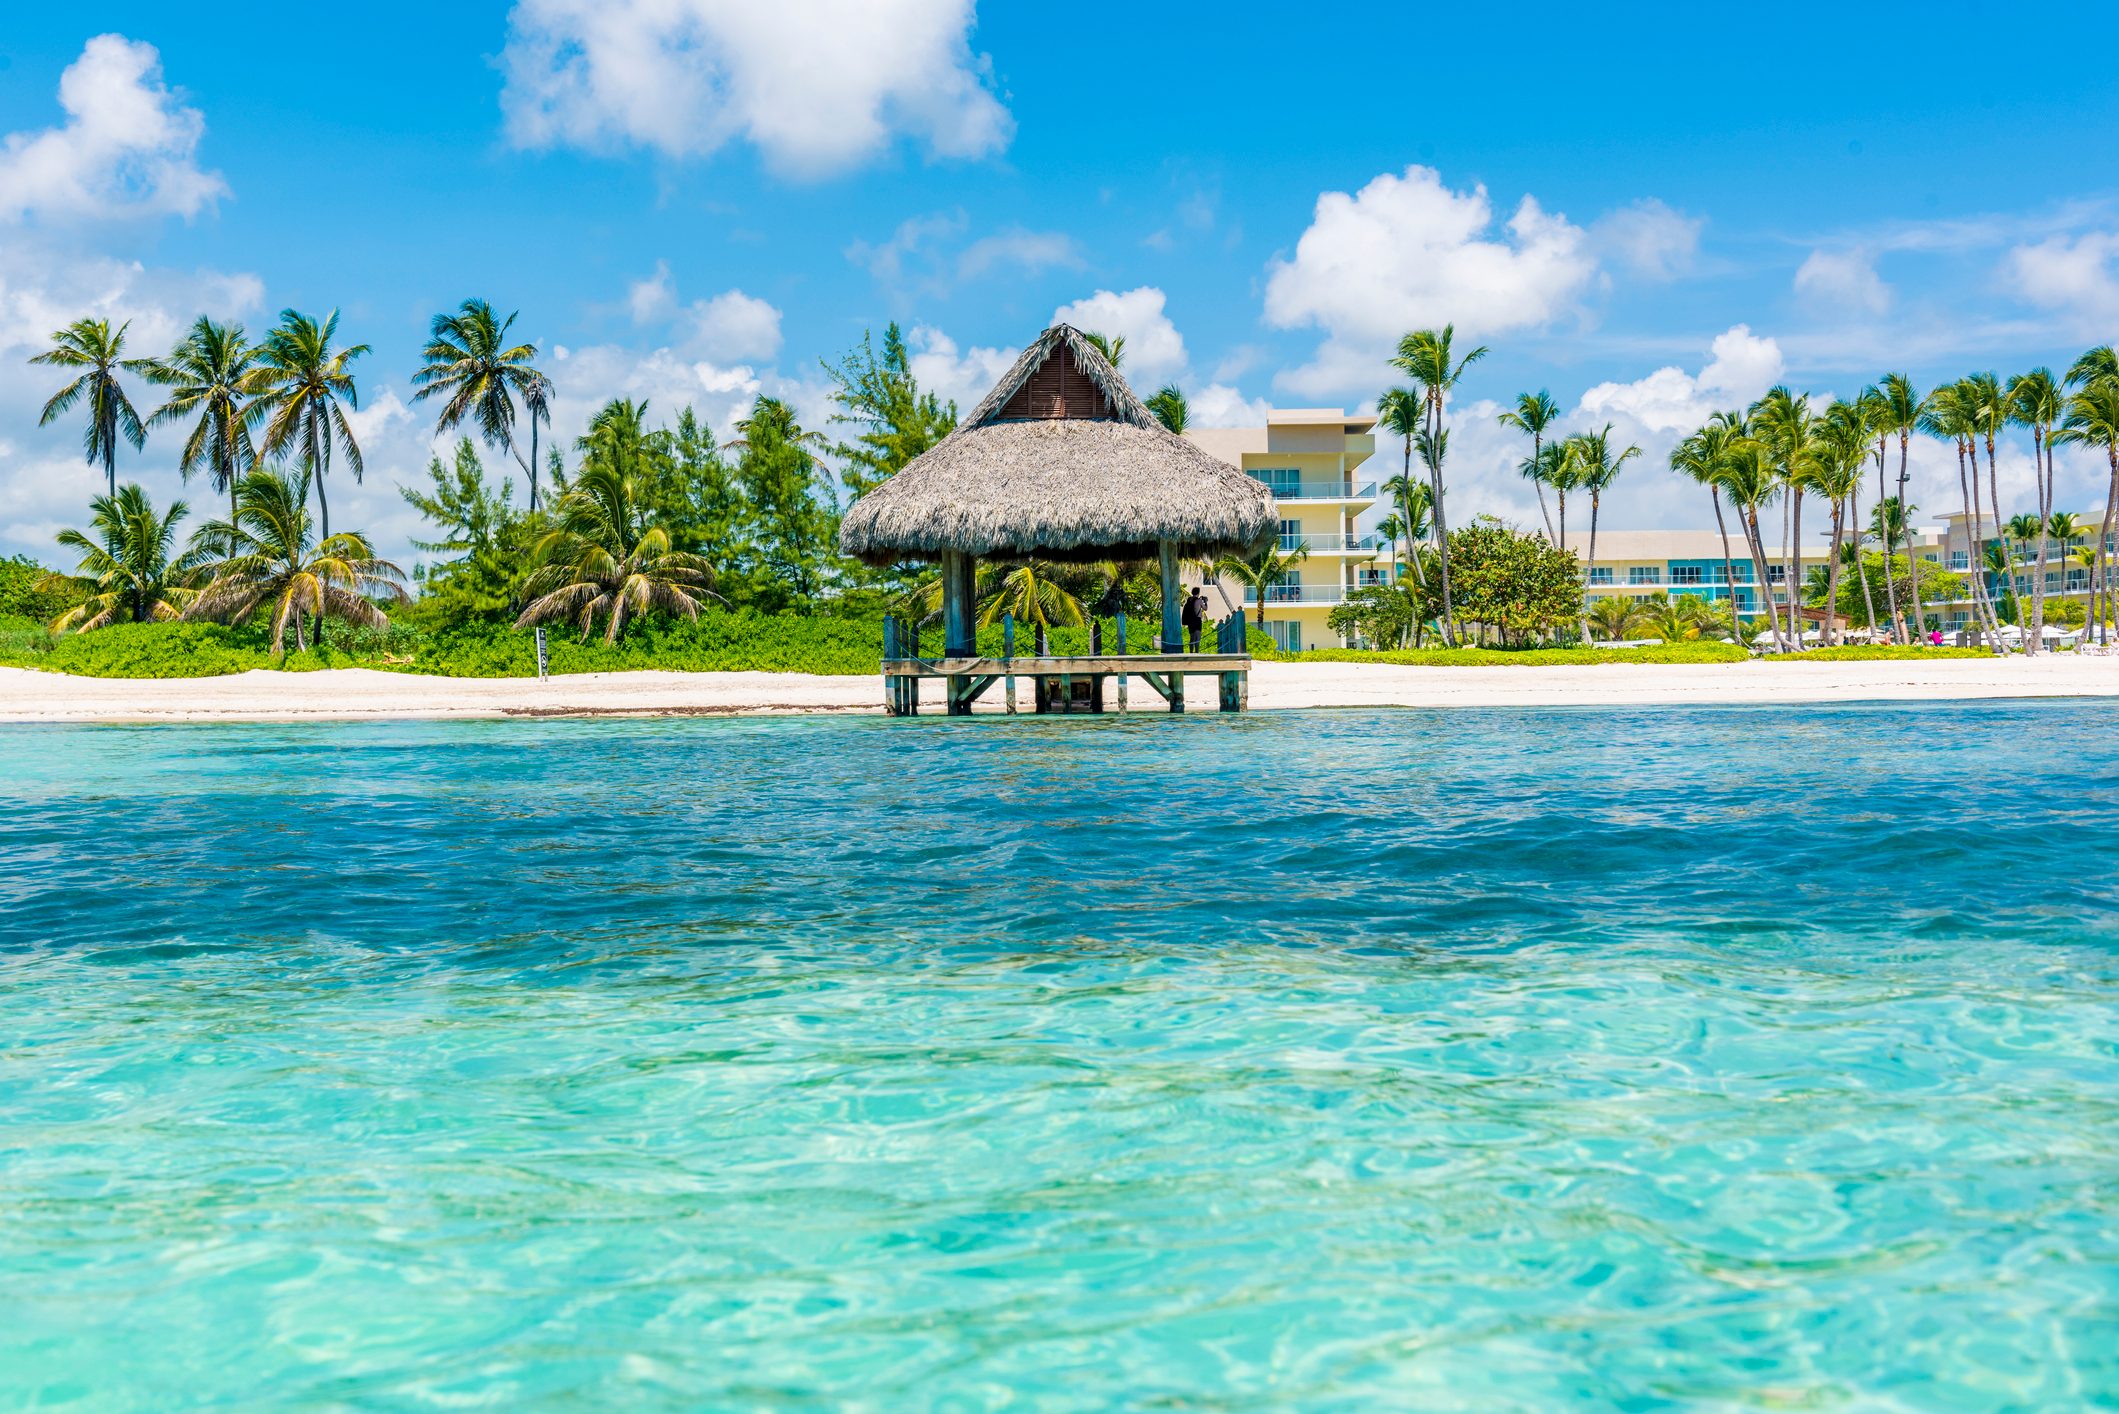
[40,485,208,632]
[248,309,370,542]
[1713,435,1788,651]
[1672,414,1749,640]
[1145,385,1188,434]
[31,317,151,499]
[185,468,407,654]
[1376,387,1424,582]
[1390,326,1487,645]
[516,462,720,643]
[412,298,554,509]
[2008,368,2064,652]
[139,317,261,521]
[1498,390,1561,540]
[1807,409,1868,644]
[1213,540,1311,647]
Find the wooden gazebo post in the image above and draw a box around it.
[941,550,977,715]
[1158,538,1186,712]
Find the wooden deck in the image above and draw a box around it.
[881,652,1250,716]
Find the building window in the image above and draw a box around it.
[1767,565,1786,584]
[1278,518,1302,549]
[1670,565,1703,586]
[1265,620,1302,652]
[1251,468,1302,497]
[1588,567,1614,585]
[1629,566,1663,585]
[1950,552,1968,570]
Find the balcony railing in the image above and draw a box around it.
[1249,475,1377,501]
[1278,533,1385,553]
[1250,585,1350,605]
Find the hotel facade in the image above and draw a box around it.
[1187,407,2112,647]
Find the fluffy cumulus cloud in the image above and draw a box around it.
[1576,325,1785,434]
[1794,249,1891,317]
[500,0,1012,177]
[1264,166,1598,397]
[0,35,227,224]
[623,262,783,361]
[848,211,1081,298]
[903,325,1017,413]
[1050,287,1187,384]
[2004,229,2119,334]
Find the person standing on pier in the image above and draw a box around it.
[1182,586,1208,653]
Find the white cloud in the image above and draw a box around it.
[627,260,675,323]
[0,35,227,224]
[2004,230,2119,333]
[957,229,1082,283]
[1264,165,1597,397]
[1576,324,1784,435]
[1051,286,1187,383]
[1794,249,1891,316]
[1187,383,1271,429]
[904,325,1016,413]
[687,288,782,362]
[1593,199,1701,281]
[500,0,1013,178]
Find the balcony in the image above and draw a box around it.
[1250,584,1350,606]
[1249,474,1377,502]
[1279,532,1385,553]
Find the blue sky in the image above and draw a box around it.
[4,0,2119,563]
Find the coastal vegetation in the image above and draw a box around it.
[13,288,2119,675]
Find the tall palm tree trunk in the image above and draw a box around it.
[1531,431,1555,542]
[2030,428,2051,654]
[1848,489,1877,640]
[1426,398,1457,646]
[1961,441,2002,653]
[1875,445,1903,642]
[1743,509,1784,650]
[1825,500,1847,645]
[1788,491,1805,648]
[1711,487,1741,641]
[1580,490,1604,644]
[1898,434,1923,641]
[2099,446,2119,647]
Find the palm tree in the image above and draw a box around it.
[40,485,208,632]
[2009,368,2064,652]
[1830,395,1883,639]
[1145,385,1188,434]
[1875,374,1927,638]
[1586,595,1643,642]
[1963,372,2010,623]
[1389,326,1487,645]
[1497,390,1561,540]
[1713,435,1788,651]
[1808,407,1868,644]
[1213,540,1311,646]
[2047,510,2086,612]
[1750,387,1820,648]
[139,317,261,521]
[1562,425,1639,642]
[2057,375,2119,645]
[185,468,407,654]
[248,309,370,542]
[1376,387,1425,586]
[31,318,151,499]
[1081,331,1125,367]
[412,299,554,510]
[1636,593,1718,644]
[1921,383,2004,652]
[516,462,720,643]
[1672,414,1749,640]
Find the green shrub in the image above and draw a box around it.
[1777,645,1990,661]
[1243,629,1745,666]
[0,557,84,622]
[3,622,276,678]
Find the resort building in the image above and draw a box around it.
[1921,511,2112,630]
[1186,410,1382,651]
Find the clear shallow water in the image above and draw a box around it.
[2,704,2116,1410]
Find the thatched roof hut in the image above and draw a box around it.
[838,324,1277,566]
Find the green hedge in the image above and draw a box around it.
[1244,630,1748,666]
[1774,645,1991,661]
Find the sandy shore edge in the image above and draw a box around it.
[5,657,2119,723]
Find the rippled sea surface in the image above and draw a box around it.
[3,704,2117,1409]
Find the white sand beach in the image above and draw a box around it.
[6,655,2119,723]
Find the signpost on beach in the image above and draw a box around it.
[534,627,548,681]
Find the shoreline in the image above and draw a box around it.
[6,656,2119,723]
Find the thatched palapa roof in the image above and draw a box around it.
[837,324,1278,565]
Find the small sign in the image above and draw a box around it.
[534,626,549,681]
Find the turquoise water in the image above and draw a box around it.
[3,705,2116,1409]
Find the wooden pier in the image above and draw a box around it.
[882,613,1249,716]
